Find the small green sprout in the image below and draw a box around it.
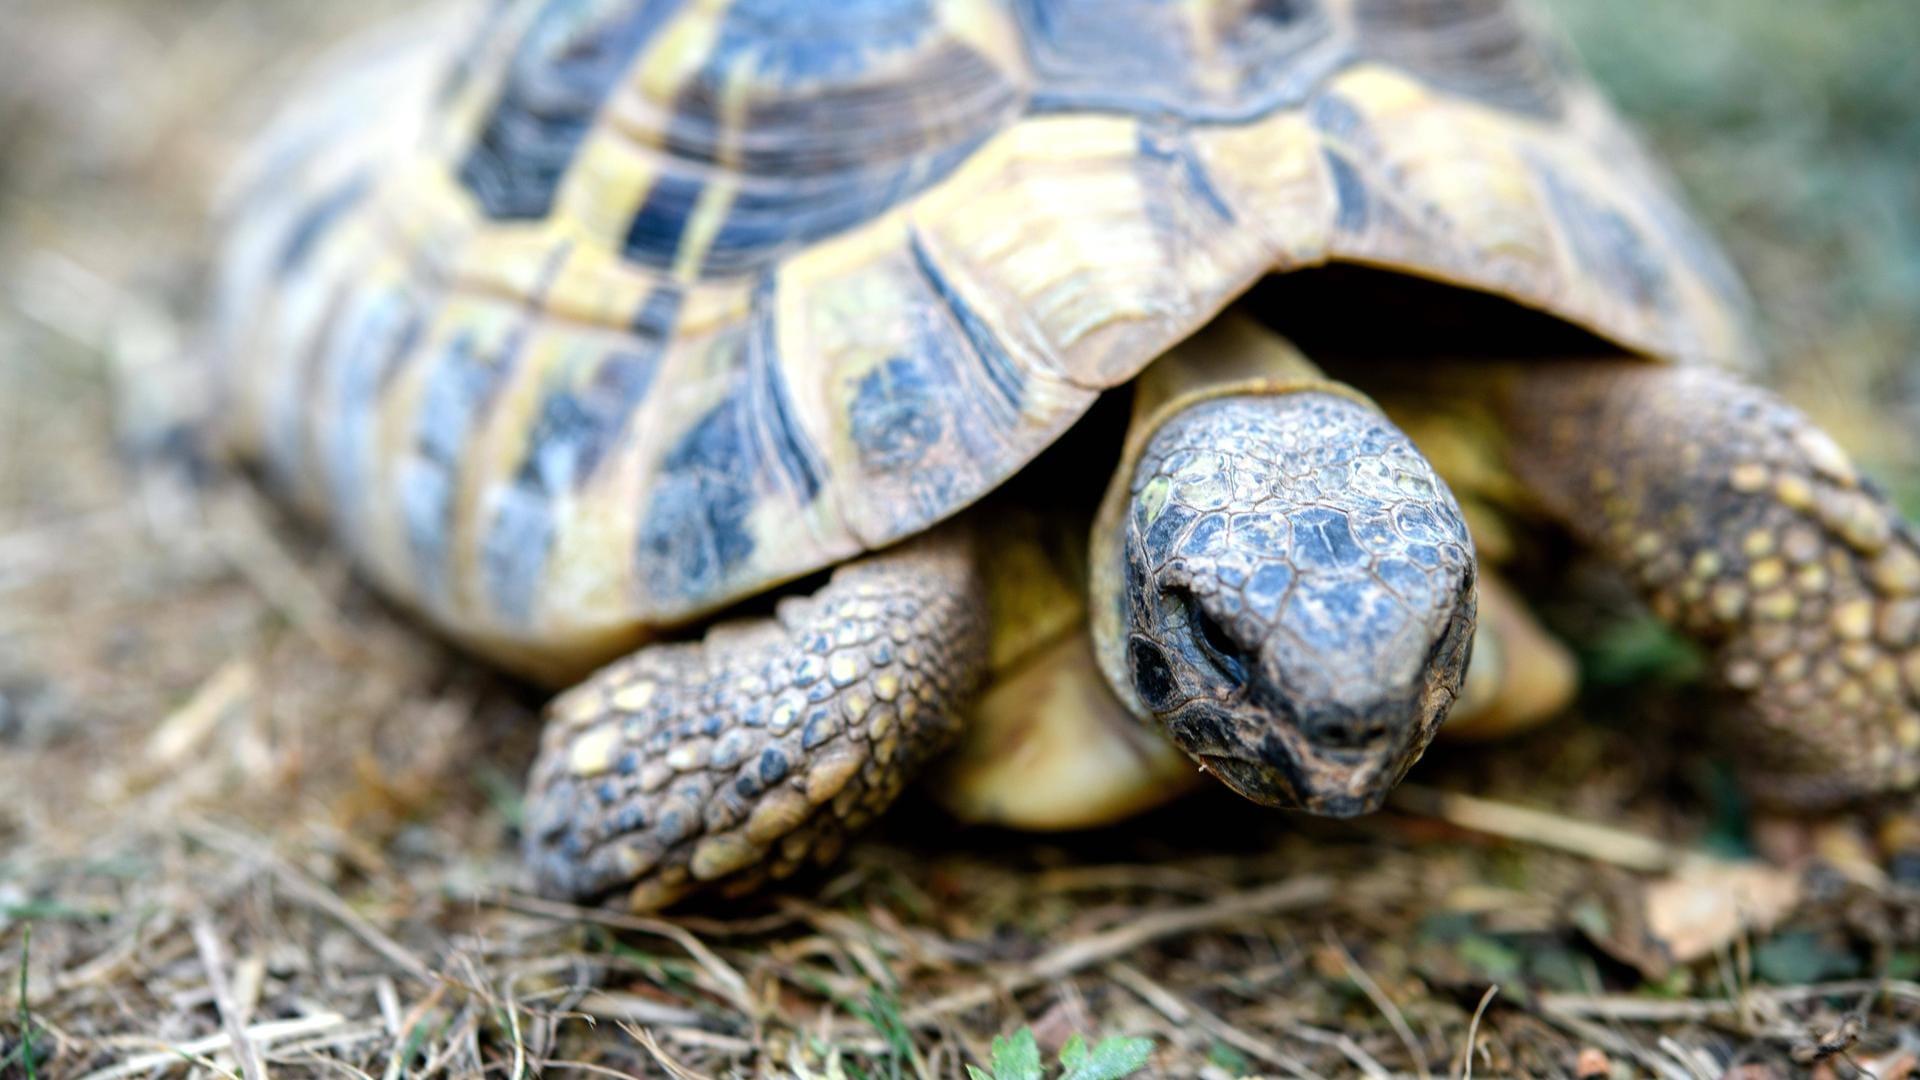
[966,1028,1154,1080]
[11,925,39,1080]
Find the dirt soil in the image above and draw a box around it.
[2,2,1917,1077]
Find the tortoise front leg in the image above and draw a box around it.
[1498,364,1920,805]
[523,528,988,911]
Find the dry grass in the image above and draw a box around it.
[3,2,1919,1077]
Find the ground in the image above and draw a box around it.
[2,3,1918,1078]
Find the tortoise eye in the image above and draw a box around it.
[1183,593,1249,687]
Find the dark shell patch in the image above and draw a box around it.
[1531,156,1672,312]
[640,388,762,606]
[1137,119,1236,225]
[1321,150,1371,235]
[636,284,826,607]
[402,332,517,605]
[320,287,426,560]
[276,171,371,279]
[616,0,1015,279]
[459,0,679,220]
[1351,0,1567,120]
[481,318,670,622]
[907,231,1023,420]
[849,357,944,474]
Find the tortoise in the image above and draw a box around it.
[207,0,1920,911]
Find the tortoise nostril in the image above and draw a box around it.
[1302,709,1391,752]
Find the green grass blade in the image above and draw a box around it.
[18,924,36,1080]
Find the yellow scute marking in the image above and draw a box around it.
[457,333,570,622]
[1329,63,1439,116]
[636,0,730,103]
[363,296,444,594]
[671,176,741,282]
[778,215,912,290]
[553,131,665,249]
[1376,104,1554,284]
[936,0,1027,75]
[913,115,1167,365]
[542,245,660,330]
[1192,112,1331,268]
[455,228,566,302]
[541,478,643,636]
[672,279,755,339]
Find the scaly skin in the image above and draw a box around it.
[1493,364,1920,805]
[524,529,987,911]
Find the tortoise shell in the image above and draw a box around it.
[210,0,1754,678]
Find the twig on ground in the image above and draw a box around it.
[268,1024,392,1070]
[147,660,258,771]
[1750,980,1920,1006]
[1537,980,1920,1024]
[479,892,751,1015]
[186,819,437,986]
[380,982,448,1080]
[193,913,268,1080]
[1656,1034,1721,1080]
[1274,1023,1390,1080]
[503,971,528,1080]
[535,1060,650,1080]
[1326,930,1431,1080]
[576,991,715,1030]
[1455,985,1498,1080]
[1391,785,1679,872]
[1528,1009,1705,1080]
[1107,962,1331,1080]
[1033,864,1225,896]
[622,1023,720,1080]
[76,1014,353,1080]
[1101,963,1190,1025]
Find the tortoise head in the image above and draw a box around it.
[1092,323,1477,817]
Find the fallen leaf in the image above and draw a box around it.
[1583,859,1801,979]
[1645,860,1802,964]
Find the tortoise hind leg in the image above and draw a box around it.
[1497,363,1920,805]
[524,528,988,911]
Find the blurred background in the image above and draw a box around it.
[1,2,1916,1077]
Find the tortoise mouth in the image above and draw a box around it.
[1179,705,1416,818]
[1198,750,1397,818]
